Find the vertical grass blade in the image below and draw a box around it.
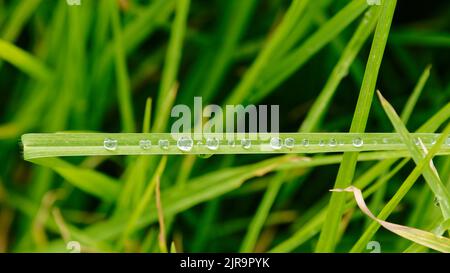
[316,0,397,252]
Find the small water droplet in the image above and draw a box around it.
[431,138,437,145]
[104,138,117,151]
[270,137,282,150]
[382,138,389,144]
[159,139,169,150]
[139,139,151,150]
[446,136,450,145]
[352,137,363,148]
[198,154,212,159]
[414,138,421,146]
[338,140,345,146]
[285,138,295,149]
[206,137,219,150]
[329,138,337,147]
[434,197,440,207]
[302,139,309,147]
[177,136,193,152]
[241,139,251,149]
[319,140,326,146]
[227,139,236,147]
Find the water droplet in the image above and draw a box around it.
[338,140,345,146]
[198,154,212,159]
[241,139,251,149]
[446,136,450,146]
[352,137,363,148]
[228,139,236,147]
[206,137,219,150]
[159,139,169,150]
[103,138,117,151]
[434,197,440,207]
[329,138,337,147]
[302,139,309,147]
[139,139,151,150]
[431,138,437,145]
[285,138,295,149]
[414,138,421,146]
[382,138,389,144]
[270,137,282,150]
[177,136,193,152]
[319,140,326,146]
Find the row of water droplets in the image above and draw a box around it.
[102,136,380,152]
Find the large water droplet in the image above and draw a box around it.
[159,139,169,150]
[329,138,337,147]
[270,137,282,150]
[206,137,219,150]
[139,139,151,150]
[241,139,251,149]
[177,136,193,152]
[352,137,363,148]
[104,138,117,151]
[302,139,309,147]
[285,138,295,149]
[319,140,326,147]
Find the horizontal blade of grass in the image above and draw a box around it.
[21,133,450,159]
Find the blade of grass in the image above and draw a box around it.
[378,91,450,219]
[316,0,397,252]
[0,39,52,82]
[109,0,135,133]
[225,0,311,105]
[153,0,190,132]
[349,98,450,252]
[239,6,381,252]
[251,0,369,103]
[333,186,450,253]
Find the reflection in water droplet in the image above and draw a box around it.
[159,139,169,150]
[329,138,337,147]
[206,137,219,150]
[285,138,295,149]
[177,136,193,152]
[241,139,251,149]
[139,139,151,150]
[302,139,309,147]
[352,137,363,148]
[104,138,117,151]
[270,137,282,150]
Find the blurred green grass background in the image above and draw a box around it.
[0,0,449,252]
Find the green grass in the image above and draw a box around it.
[0,0,449,253]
